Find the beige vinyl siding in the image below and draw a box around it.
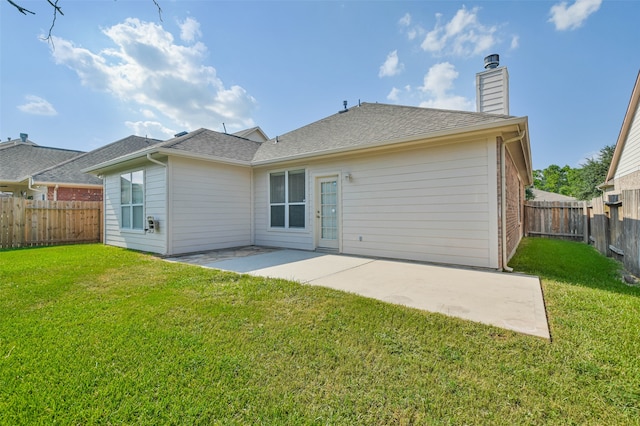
[615,100,640,179]
[253,138,499,268]
[340,140,497,268]
[168,156,251,255]
[253,167,312,250]
[103,164,166,254]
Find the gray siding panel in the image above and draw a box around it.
[169,157,252,254]
[103,164,166,254]
[254,138,499,268]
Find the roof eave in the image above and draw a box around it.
[83,147,252,174]
[606,70,640,182]
[251,116,529,166]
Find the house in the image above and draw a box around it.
[0,134,84,199]
[30,135,163,201]
[530,188,577,202]
[85,56,532,270]
[602,70,640,193]
[0,134,163,201]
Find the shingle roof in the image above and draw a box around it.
[252,102,515,163]
[531,189,578,202]
[32,135,163,185]
[0,144,83,182]
[156,128,262,162]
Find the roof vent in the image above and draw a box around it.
[174,131,188,138]
[484,54,499,69]
[339,100,349,114]
[19,133,28,142]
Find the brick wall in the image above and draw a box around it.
[47,186,103,201]
[504,149,523,261]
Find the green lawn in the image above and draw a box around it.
[0,239,638,425]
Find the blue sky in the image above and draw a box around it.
[1,0,638,170]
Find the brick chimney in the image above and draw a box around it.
[476,54,509,115]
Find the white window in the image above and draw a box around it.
[120,170,144,230]
[270,169,306,228]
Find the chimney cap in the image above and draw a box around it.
[484,54,500,69]
[19,133,28,142]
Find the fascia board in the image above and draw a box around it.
[83,147,251,174]
[251,116,528,166]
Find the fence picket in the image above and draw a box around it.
[0,198,102,249]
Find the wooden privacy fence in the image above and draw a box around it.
[589,190,640,277]
[524,201,588,241]
[525,191,640,276]
[0,198,102,249]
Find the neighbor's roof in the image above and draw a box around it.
[531,188,577,202]
[252,102,522,163]
[0,143,83,182]
[32,135,163,186]
[0,138,37,149]
[606,69,640,183]
[232,126,269,142]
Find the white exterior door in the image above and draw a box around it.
[316,176,339,250]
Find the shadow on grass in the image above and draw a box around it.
[510,238,640,298]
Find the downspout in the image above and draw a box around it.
[28,176,45,199]
[54,184,59,201]
[146,152,166,168]
[501,129,526,272]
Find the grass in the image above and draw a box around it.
[0,240,639,425]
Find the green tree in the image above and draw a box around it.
[533,164,574,195]
[573,145,615,200]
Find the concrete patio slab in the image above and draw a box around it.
[168,248,550,339]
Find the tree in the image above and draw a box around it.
[572,145,615,200]
[533,144,615,201]
[533,164,574,195]
[6,0,162,41]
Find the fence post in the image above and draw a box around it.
[583,201,589,243]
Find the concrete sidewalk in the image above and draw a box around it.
[168,248,550,339]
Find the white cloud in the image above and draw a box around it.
[510,35,520,50]
[17,95,57,116]
[379,50,404,78]
[420,6,498,57]
[549,0,602,31]
[418,62,473,111]
[387,87,401,102]
[398,13,411,27]
[141,109,156,119]
[49,18,256,138]
[125,120,176,139]
[179,17,202,42]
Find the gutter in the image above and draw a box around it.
[500,129,526,272]
[146,152,167,167]
[251,117,529,166]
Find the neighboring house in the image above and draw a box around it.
[602,70,640,193]
[530,188,577,202]
[31,135,163,201]
[85,56,532,270]
[0,135,84,199]
[232,126,270,143]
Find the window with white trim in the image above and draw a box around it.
[120,170,144,230]
[270,169,306,228]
